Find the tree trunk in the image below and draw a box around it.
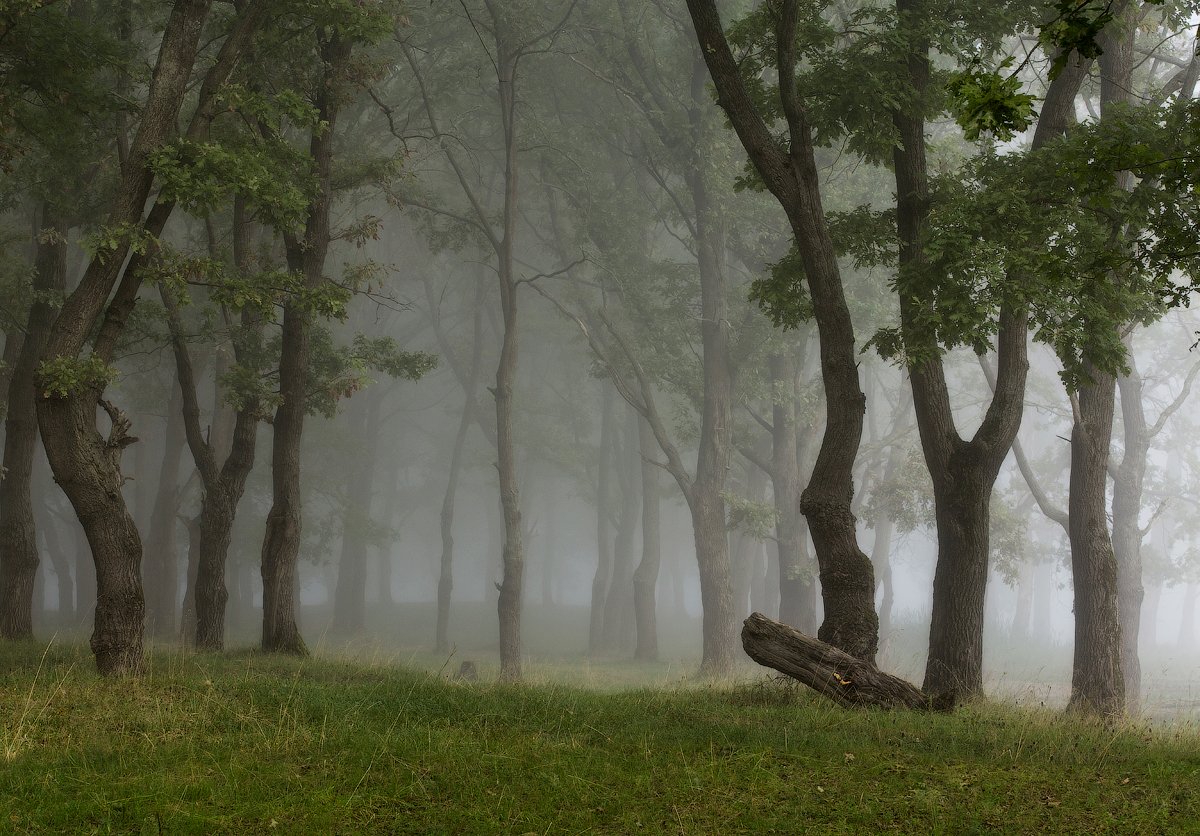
[1011,559,1034,640]
[589,388,615,654]
[41,509,74,625]
[1067,365,1124,716]
[603,404,640,651]
[0,202,66,640]
[144,385,186,639]
[742,612,930,710]
[1177,583,1196,649]
[633,415,661,661]
[332,390,381,634]
[435,286,483,653]
[1112,363,1148,712]
[260,33,351,656]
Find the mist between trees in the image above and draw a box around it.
[3,0,1200,720]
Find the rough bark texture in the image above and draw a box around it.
[0,204,66,640]
[685,0,877,663]
[742,613,930,710]
[1068,365,1124,716]
[1063,7,1135,718]
[632,415,661,661]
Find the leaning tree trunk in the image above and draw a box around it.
[632,415,661,661]
[1067,365,1124,716]
[742,613,930,710]
[0,203,66,640]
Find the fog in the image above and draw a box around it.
[3,0,1200,721]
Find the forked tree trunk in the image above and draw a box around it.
[0,203,66,640]
[742,613,929,710]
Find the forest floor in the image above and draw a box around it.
[2,641,1199,834]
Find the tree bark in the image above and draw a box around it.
[1067,366,1124,715]
[1112,359,1148,712]
[742,613,930,710]
[0,202,66,640]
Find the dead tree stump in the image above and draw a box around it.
[741,612,933,710]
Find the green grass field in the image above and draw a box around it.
[3,640,1200,834]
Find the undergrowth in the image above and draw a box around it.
[1,641,1198,833]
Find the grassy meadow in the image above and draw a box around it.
[3,635,1200,834]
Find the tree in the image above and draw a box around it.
[683,0,878,662]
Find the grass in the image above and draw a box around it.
[2,641,1200,833]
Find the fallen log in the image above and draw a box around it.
[741,612,933,711]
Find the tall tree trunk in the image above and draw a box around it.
[1068,365,1123,715]
[891,0,1035,704]
[435,286,484,653]
[144,385,186,639]
[41,509,74,625]
[260,33,351,655]
[633,415,661,661]
[603,404,640,651]
[1011,559,1034,641]
[684,0,878,663]
[35,0,260,674]
[0,203,66,639]
[332,390,381,634]
[589,389,615,654]
[1063,7,1135,717]
[1112,360,1148,712]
